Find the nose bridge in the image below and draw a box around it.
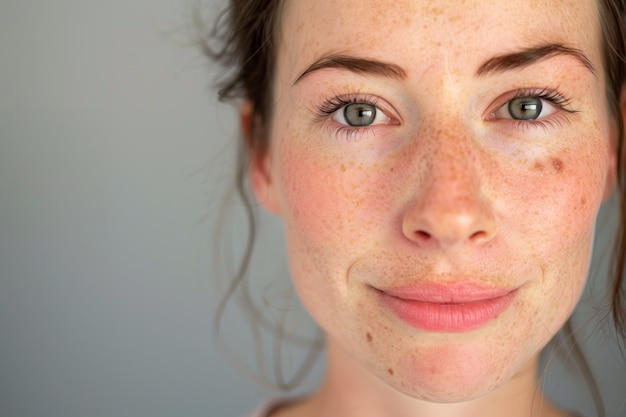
[402,119,496,248]
[422,122,480,200]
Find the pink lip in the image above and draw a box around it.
[376,283,518,332]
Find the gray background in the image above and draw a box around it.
[0,1,624,416]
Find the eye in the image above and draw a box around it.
[494,96,557,120]
[333,102,391,127]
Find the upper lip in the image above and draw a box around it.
[377,282,516,304]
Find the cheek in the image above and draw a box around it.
[277,145,396,256]
[275,142,401,327]
[495,128,607,254]
[498,139,608,327]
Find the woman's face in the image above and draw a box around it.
[251,0,616,402]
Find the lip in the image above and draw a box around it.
[375,283,518,332]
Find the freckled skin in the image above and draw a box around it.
[552,158,564,173]
[253,0,617,416]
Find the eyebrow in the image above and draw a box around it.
[293,43,595,86]
[476,43,595,77]
[293,54,407,85]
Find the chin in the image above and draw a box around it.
[388,374,504,404]
[369,340,529,404]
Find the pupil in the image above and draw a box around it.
[344,103,376,126]
[508,97,542,120]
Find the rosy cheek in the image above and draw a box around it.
[278,146,396,254]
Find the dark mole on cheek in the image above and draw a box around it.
[551,158,564,173]
[366,332,373,343]
[387,368,394,376]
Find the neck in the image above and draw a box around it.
[278,338,569,417]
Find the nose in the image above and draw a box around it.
[401,132,497,249]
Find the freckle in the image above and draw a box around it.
[581,197,587,206]
[533,161,544,171]
[340,164,346,172]
[551,158,563,173]
[366,332,373,342]
[387,368,394,376]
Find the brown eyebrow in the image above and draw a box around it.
[293,54,407,85]
[294,44,594,85]
[476,43,595,77]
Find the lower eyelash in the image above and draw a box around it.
[515,118,567,132]
[326,125,375,142]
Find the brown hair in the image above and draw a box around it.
[199,0,284,153]
[201,0,324,390]
[600,0,626,343]
[201,0,626,409]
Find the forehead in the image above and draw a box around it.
[277,0,602,82]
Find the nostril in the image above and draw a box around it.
[402,203,497,248]
[469,230,488,242]
[410,227,492,248]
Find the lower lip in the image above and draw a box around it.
[377,289,517,332]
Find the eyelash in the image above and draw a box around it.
[314,88,578,141]
[315,94,387,141]
[492,87,578,130]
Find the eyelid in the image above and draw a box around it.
[493,98,557,120]
[315,93,400,125]
[332,102,392,126]
[485,87,576,122]
[313,93,401,141]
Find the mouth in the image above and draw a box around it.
[374,282,518,333]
